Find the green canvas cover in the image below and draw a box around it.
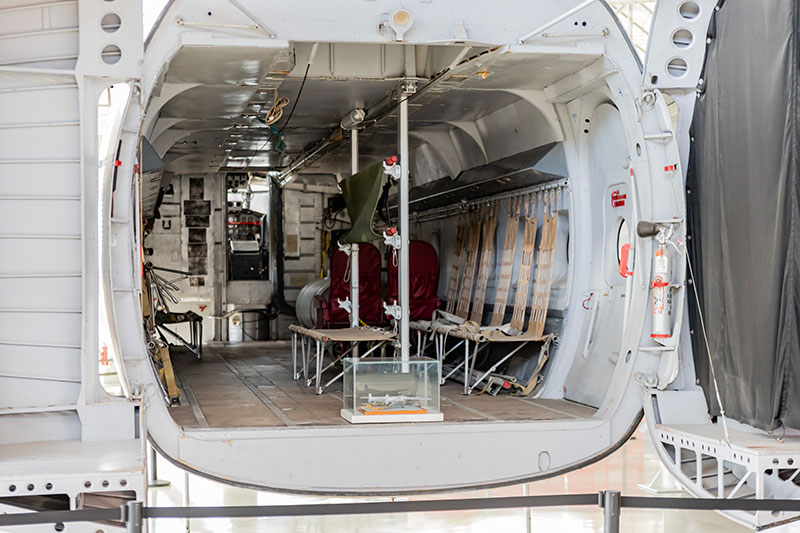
[339,162,384,243]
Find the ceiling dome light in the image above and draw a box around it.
[388,8,413,41]
[393,9,410,26]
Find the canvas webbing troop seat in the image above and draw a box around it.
[408,209,471,354]
[432,190,561,395]
[290,163,392,394]
[289,325,396,394]
[306,238,442,382]
[289,162,431,396]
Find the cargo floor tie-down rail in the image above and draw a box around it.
[3,491,800,532]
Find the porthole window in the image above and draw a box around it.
[679,1,700,20]
[671,28,693,49]
[101,13,121,33]
[101,44,122,65]
[666,57,689,78]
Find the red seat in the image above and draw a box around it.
[316,242,383,328]
[386,240,440,321]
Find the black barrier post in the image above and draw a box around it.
[124,501,144,533]
[600,490,621,533]
[148,444,170,488]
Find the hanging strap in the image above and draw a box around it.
[444,211,468,314]
[509,195,538,332]
[527,188,559,337]
[469,202,500,324]
[455,207,484,319]
[490,198,522,326]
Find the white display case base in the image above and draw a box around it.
[341,408,444,424]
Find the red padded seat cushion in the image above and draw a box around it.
[327,242,383,326]
[387,240,439,321]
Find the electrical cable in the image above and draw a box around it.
[322,207,344,230]
[242,130,274,171]
[278,63,311,134]
[240,63,311,172]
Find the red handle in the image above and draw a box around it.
[619,244,632,278]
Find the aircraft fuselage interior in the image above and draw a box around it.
[117,0,693,496]
[10,2,798,531]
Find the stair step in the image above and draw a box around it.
[700,471,739,492]
[691,469,732,481]
[681,455,716,465]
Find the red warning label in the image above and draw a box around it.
[611,190,627,208]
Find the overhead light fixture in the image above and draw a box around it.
[388,8,413,40]
[340,108,366,131]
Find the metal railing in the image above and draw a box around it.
[2,491,800,532]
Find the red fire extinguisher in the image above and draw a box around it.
[651,243,672,339]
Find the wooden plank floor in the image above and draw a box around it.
[167,342,596,429]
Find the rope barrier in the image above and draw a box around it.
[3,490,800,531]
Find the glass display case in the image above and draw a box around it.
[341,357,443,423]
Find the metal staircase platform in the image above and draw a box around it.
[655,423,800,527]
[0,440,144,510]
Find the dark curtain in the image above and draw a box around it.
[687,0,800,431]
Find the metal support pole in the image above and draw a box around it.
[350,243,360,326]
[148,443,170,487]
[463,340,470,395]
[398,83,414,369]
[292,333,297,378]
[349,128,360,357]
[351,127,359,175]
[350,128,360,330]
[124,501,143,533]
[302,337,310,385]
[315,340,323,394]
[600,490,621,533]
